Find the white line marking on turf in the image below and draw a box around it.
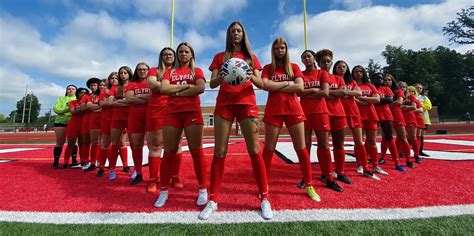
[0,205,473,224]
[0,148,42,154]
[425,139,474,146]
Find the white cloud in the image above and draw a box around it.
[331,0,372,10]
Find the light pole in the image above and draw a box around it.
[27,93,32,124]
[21,85,28,123]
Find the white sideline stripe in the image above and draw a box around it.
[425,139,474,146]
[1,204,473,224]
[0,148,42,154]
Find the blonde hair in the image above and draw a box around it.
[271,37,294,79]
[223,22,254,67]
[157,47,175,80]
[171,42,196,76]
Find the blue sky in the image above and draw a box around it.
[0,0,471,117]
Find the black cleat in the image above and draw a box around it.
[336,174,352,185]
[415,156,422,164]
[84,164,96,172]
[419,151,430,157]
[96,169,105,177]
[320,174,328,184]
[52,163,59,169]
[326,180,344,192]
[378,158,386,164]
[130,174,143,185]
[123,166,131,173]
[406,161,415,168]
[296,179,306,189]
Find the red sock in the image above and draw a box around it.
[387,139,400,166]
[209,156,225,202]
[82,144,90,162]
[63,145,73,166]
[159,151,174,190]
[381,141,388,160]
[90,144,99,165]
[262,148,274,180]
[99,148,109,171]
[396,138,403,154]
[131,147,143,174]
[402,141,412,162]
[317,147,333,181]
[78,145,84,163]
[109,145,119,171]
[120,147,128,166]
[190,149,207,189]
[333,148,345,175]
[172,153,183,178]
[295,148,313,186]
[410,139,420,158]
[148,156,161,181]
[354,144,369,171]
[250,152,268,200]
[366,144,379,167]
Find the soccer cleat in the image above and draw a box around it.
[306,186,321,202]
[96,169,105,177]
[395,165,407,172]
[82,162,91,170]
[419,151,430,157]
[71,162,81,168]
[296,179,306,189]
[84,164,96,172]
[171,177,184,189]
[326,180,344,192]
[320,174,328,184]
[123,166,131,173]
[196,188,208,206]
[356,165,364,174]
[260,199,273,220]
[373,166,389,175]
[378,158,387,164]
[130,170,137,179]
[364,171,381,181]
[415,156,422,164]
[130,174,143,186]
[336,174,352,185]
[52,163,59,169]
[198,200,218,220]
[406,162,415,168]
[154,190,169,208]
[147,181,158,193]
[108,171,116,181]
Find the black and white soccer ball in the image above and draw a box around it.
[221,58,251,86]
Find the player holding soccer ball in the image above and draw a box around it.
[199,22,271,220]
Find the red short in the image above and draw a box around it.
[263,114,306,128]
[111,119,128,130]
[393,118,407,128]
[100,117,112,134]
[89,112,102,130]
[163,111,204,128]
[146,117,164,132]
[66,124,81,138]
[304,113,330,131]
[80,114,91,135]
[416,117,426,129]
[214,104,259,122]
[329,116,348,131]
[362,120,379,130]
[346,116,362,129]
[128,111,147,134]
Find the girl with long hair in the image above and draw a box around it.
[399,82,420,168]
[80,78,101,169]
[84,78,103,172]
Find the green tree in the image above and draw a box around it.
[442,7,474,44]
[12,93,41,123]
[366,59,382,79]
[0,114,7,123]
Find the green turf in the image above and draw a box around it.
[1,215,473,235]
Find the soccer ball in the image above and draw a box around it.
[221,58,251,86]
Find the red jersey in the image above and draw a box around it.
[357,83,379,121]
[403,94,418,125]
[389,89,405,124]
[300,69,329,114]
[126,80,151,114]
[68,100,83,128]
[209,52,262,106]
[414,98,425,126]
[261,63,304,116]
[326,74,346,117]
[98,89,112,121]
[163,66,205,113]
[375,86,394,121]
[110,85,130,121]
[341,80,361,117]
[147,67,169,118]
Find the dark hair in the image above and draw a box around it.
[333,60,352,85]
[131,62,150,82]
[300,50,317,68]
[371,73,384,88]
[352,65,369,84]
[107,72,118,89]
[64,84,77,96]
[315,49,333,63]
[117,66,133,99]
[86,77,101,96]
[75,87,89,99]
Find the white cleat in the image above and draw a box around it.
[364,171,381,181]
[260,199,273,220]
[154,190,169,208]
[196,188,208,206]
[198,200,217,220]
[356,165,364,174]
[373,166,389,175]
[82,162,91,170]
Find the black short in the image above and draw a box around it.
[54,123,67,127]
